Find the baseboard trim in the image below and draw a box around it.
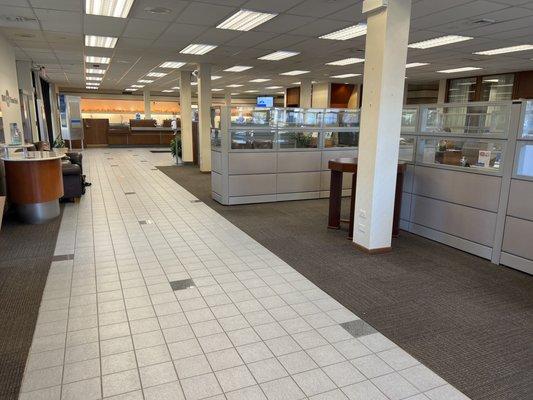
[353,242,392,254]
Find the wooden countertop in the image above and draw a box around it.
[1,151,65,162]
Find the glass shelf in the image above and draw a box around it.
[230,130,275,150]
[278,131,319,149]
[416,137,504,172]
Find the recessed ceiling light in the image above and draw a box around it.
[280,70,309,76]
[212,88,223,92]
[180,44,217,55]
[473,44,533,55]
[409,35,473,49]
[86,76,103,81]
[138,79,154,83]
[147,72,167,77]
[226,84,243,88]
[224,65,253,72]
[160,61,186,69]
[437,67,482,73]
[86,68,106,74]
[406,62,429,68]
[258,51,299,61]
[266,86,282,89]
[85,0,134,18]
[249,78,271,82]
[217,9,277,31]
[85,35,118,48]
[131,84,144,88]
[326,57,365,66]
[85,56,110,64]
[331,73,361,78]
[211,75,222,80]
[162,90,174,93]
[320,23,367,40]
[245,90,258,93]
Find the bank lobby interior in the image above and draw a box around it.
[0,1,532,400]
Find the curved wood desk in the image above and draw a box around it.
[1,151,64,224]
[327,157,405,240]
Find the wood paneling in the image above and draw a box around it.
[83,118,109,146]
[513,71,533,99]
[4,159,63,204]
[330,84,356,108]
[0,196,5,228]
[286,87,300,107]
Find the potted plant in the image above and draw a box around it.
[170,135,182,165]
[53,136,68,154]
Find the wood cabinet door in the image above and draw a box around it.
[83,119,109,145]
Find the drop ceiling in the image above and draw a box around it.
[0,0,532,95]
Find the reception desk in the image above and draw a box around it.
[1,151,64,224]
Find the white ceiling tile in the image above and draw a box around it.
[33,9,82,33]
[84,15,127,36]
[242,0,305,13]
[129,0,189,22]
[176,2,236,26]
[255,14,315,34]
[286,0,358,17]
[29,0,82,12]
[123,18,169,39]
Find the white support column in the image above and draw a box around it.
[143,90,151,119]
[198,64,212,172]
[353,0,412,252]
[300,79,312,108]
[437,78,447,103]
[224,92,232,106]
[179,71,193,163]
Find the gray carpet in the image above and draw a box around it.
[159,164,533,400]
[0,209,63,400]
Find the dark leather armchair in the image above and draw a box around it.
[61,152,84,201]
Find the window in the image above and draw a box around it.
[481,75,514,101]
[447,78,477,103]
[446,74,514,102]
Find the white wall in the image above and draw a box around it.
[0,34,22,144]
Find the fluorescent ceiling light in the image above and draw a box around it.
[245,90,258,93]
[291,81,301,85]
[191,82,198,86]
[224,65,253,72]
[483,79,499,83]
[211,76,222,80]
[124,88,137,91]
[160,61,186,69]
[474,44,533,55]
[86,68,106,74]
[406,62,429,68]
[162,90,174,93]
[437,67,482,74]
[212,88,223,92]
[266,86,282,89]
[171,86,180,89]
[85,35,118,48]
[86,76,103,81]
[138,79,154,83]
[409,35,473,49]
[217,9,277,31]
[180,44,217,55]
[231,92,239,95]
[249,78,270,82]
[85,0,134,18]
[86,86,99,90]
[131,84,144,88]
[226,84,243,88]
[258,51,299,61]
[331,73,360,78]
[326,58,364,66]
[280,70,309,76]
[86,82,99,86]
[147,72,167,77]
[85,56,110,64]
[320,23,367,40]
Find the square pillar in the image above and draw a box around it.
[179,71,193,163]
[353,0,412,251]
[300,79,312,108]
[143,90,151,119]
[198,64,212,172]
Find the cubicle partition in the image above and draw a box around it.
[211,107,360,205]
[211,102,533,275]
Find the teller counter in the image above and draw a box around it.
[84,118,177,146]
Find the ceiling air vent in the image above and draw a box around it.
[2,15,37,22]
[144,7,172,15]
[471,18,496,25]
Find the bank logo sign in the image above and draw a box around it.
[1,90,19,107]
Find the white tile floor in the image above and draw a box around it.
[18,148,471,400]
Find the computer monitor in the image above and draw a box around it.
[256,96,274,108]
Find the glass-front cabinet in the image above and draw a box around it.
[515,100,533,179]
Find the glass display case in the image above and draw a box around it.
[416,137,504,172]
[401,108,418,133]
[420,104,510,136]
[323,109,360,128]
[231,107,273,127]
[522,100,533,139]
[275,108,323,128]
[399,136,416,162]
[278,131,319,149]
[211,107,221,149]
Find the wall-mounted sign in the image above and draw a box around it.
[1,90,19,107]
